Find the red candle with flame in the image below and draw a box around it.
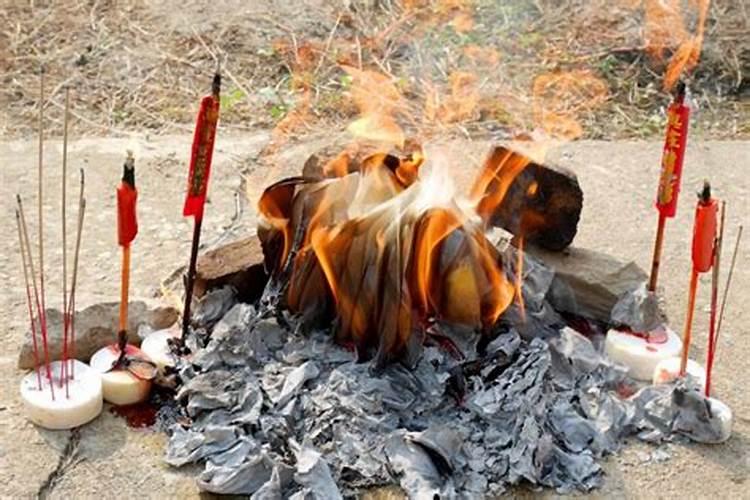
[656,85,689,218]
[648,83,690,292]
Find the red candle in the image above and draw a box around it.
[656,86,689,219]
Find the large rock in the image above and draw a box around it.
[528,245,649,323]
[18,300,178,369]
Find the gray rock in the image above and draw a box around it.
[18,299,178,369]
[528,245,649,323]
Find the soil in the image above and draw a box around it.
[1,0,748,140]
[1,135,748,498]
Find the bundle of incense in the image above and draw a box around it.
[680,182,717,376]
[181,73,221,342]
[648,82,689,292]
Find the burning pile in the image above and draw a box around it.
[257,144,581,366]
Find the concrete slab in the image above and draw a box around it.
[1,135,748,497]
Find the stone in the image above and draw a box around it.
[18,300,178,369]
[528,245,648,323]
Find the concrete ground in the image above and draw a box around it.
[1,135,748,498]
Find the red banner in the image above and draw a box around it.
[655,101,690,218]
[117,181,138,246]
[183,95,220,218]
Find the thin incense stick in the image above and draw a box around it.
[705,202,725,396]
[61,88,70,393]
[714,225,743,355]
[68,170,85,379]
[37,71,52,394]
[16,208,42,389]
[18,195,54,399]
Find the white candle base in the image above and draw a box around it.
[140,327,180,373]
[90,345,153,406]
[653,357,706,388]
[705,397,733,444]
[605,326,683,381]
[20,360,103,430]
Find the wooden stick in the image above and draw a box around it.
[60,88,70,393]
[705,201,725,396]
[18,195,54,399]
[181,216,203,342]
[16,208,42,389]
[67,169,85,379]
[648,213,667,292]
[119,244,131,349]
[680,269,699,376]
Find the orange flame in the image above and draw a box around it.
[259,145,529,365]
[532,70,608,141]
[343,66,405,147]
[628,0,712,90]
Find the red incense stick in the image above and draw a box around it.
[18,195,53,399]
[16,208,42,389]
[649,83,689,292]
[67,169,85,379]
[37,72,54,398]
[181,73,221,342]
[60,88,70,395]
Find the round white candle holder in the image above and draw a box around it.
[20,360,103,430]
[90,345,153,406]
[605,326,682,381]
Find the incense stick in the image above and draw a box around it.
[705,201,725,396]
[648,214,666,292]
[37,71,53,394]
[67,169,85,379]
[713,225,743,355]
[16,208,42,389]
[18,195,54,399]
[61,88,70,394]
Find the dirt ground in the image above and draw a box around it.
[0,134,748,498]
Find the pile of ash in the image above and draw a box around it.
[164,286,724,497]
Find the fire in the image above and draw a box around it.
[627,0,712,90]
[258,146,522,365]
[532,71,608,141]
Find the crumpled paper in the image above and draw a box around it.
[165,301,731,497]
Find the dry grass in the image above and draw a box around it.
[0,0,747,141]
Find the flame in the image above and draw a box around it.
[532,71,608,141]
[425,71,480,125]
[259,144,528,365]
[628,0,712,90]
[343,66,405,147]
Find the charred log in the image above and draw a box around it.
[475,146,583,251]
